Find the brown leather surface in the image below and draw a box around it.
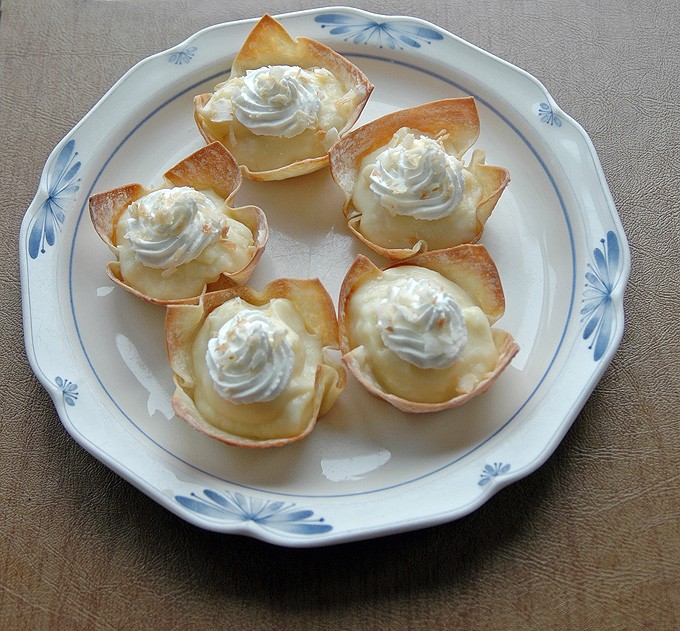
[2,0,679,628]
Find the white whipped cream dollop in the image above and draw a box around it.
[206,309,295,404]
[231,65,326,138]
[368,129,466,221]
[125,187,226,269]
[377,277,468,369]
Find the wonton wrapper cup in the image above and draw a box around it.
[166,278,346,448]
[338,246,519,413]
[89,142,268,305]
[193,14,373,181]
[329,98,510,260]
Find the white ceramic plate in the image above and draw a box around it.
[20,7,629,547]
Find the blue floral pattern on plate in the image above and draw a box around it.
[169,46,197,65]
[315,14,443,49]
[538,102,562,127]
[27,139,80,259]
[55,376,79,407]
[478,462,511,486]
[176,489,332,535]
[582,231,622,361]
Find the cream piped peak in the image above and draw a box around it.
[125,187,227,270]
[206,308,295,405]
[368,128,466,220]
[377,277,468,369]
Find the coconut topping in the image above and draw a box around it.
[125,187,227,270]
[202,65,345,138]
[368,128,466,220]
[377,277,468,369]
[205,309,295,404]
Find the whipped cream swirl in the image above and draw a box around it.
[233,65,323,138]
[206,309,295,404]
[377,278,468,369]
[125,187,225,269]
[369,130,466,220]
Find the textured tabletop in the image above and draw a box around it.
[2,0,679,628]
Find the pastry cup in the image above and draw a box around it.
[193,14,373,181]
[166,278,346,448]
[329,97,510,260]
[338,246,519,413]
[89,142,268,305]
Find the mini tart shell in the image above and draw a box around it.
[193,14,373,181]
[329,98,511,260]
[165,278,346,448]
[88,142,268,305]
[338,246,519,413]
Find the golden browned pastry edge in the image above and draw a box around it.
[165,278,346,448]
[88,142,268,305]
[337,248,519,413]
[329,99,510,260]
[193,14,374,181]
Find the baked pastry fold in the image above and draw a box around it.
[194,14,373,181]
[166,278,346,447]
[329,98,510,260]
[338,246,519,413]
[89,142,268,304]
